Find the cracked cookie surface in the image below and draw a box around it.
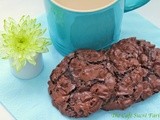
[102,37,160,110]
[48,50,116,117]
[48,38,160,117]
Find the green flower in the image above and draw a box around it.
[0,15,51,71]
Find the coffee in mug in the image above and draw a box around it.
[53,0,115,10]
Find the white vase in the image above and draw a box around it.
[10,53,44,79]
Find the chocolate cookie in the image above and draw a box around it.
[48,50,116,117]
[48,37,160,117]
[102,37,160,110]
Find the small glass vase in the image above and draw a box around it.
[10,53,44,79]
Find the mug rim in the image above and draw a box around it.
[50,0,117,13]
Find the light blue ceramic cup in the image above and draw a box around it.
[44,0,150,56]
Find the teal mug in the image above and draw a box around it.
[44,0,150,55]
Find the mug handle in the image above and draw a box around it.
[124,0,150,12]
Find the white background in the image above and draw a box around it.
[0,0,160,119]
